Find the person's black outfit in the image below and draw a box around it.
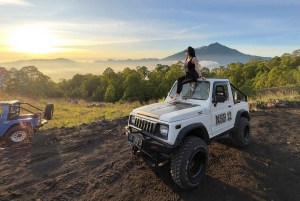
[176,57,199,94]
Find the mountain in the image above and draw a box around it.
[161,42,271,66]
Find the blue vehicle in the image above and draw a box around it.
[0,100,54,146]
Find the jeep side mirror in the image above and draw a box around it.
[214,95,225,103]
[213,95,225,107]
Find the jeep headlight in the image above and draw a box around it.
[130,116,136,125]
[159,125,169,137]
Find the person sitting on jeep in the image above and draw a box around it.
[169,46,206,103]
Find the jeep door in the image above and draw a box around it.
[210,82,234,137]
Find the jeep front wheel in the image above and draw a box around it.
[171,136,209,190]
[4,126,28,146]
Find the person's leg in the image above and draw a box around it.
[169,76,185,102]
[176,75,186,94]
[177,74,195,94]
[170,74,195,102]
[181,74,195,86]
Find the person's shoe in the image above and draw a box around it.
[169,94,182,103]
[173,94,182,102]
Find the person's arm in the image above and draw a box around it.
[193,57,206,80]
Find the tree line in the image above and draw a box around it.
[0,49,299,102]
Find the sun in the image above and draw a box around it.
[9,27,61,53]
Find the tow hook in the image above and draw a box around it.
[125,126,130,136]
[152,154,170,168]
[152,153,158,168]
[158,159,170,167]
[132,146,138,155]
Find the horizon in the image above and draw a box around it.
[0,42,275,63]
[0,42,292,64]
[0,0,299,63]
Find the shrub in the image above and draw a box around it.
[239,85,256,98]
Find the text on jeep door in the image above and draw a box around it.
[215,111,232,125]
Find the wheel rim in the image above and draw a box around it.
[11,131,27,142]
[188,150,207,183]
[243,125,250,143]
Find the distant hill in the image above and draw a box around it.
[0,43,272,81]
[93,58,159,63]
[161,42,271,66]
[1,58,77,66]
[0,58,171,82]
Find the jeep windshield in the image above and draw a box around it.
[169,81,210,100]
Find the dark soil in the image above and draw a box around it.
[0,108,300,201]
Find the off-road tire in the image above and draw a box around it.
[4,126,28,146]
[233,117,250,147]
[171,136,209,190]
[44,104,54,120]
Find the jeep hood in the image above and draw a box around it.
[132,102,203,122]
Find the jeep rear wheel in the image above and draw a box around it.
[4,126,28,146]
[171,136,208,190]
[233,117,250,147]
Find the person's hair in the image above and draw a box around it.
[186,46,196,57]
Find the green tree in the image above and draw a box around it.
[122,72,146,102]
[201,67,211,77]
[210,68,219,77]
[157,62,184,97]
[253,71,269,89]
[148,64,170,99]
[104,84,117,102]
[5,66,52,98]
[136,66,150,79]
[83,75,101,97]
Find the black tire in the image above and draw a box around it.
[44,104,54,120]
[233,117,250,147]
[4,126,28,146]
[171,136,209,190]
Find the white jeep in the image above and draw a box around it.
[125,78,250,190]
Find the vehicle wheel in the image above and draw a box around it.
[44,104,54,120]
[4,126,28,146]
[171,136,209,190]
[233,117,250,147]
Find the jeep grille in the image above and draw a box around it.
[133,117,156,134]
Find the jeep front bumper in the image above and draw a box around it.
[125,126,176,154]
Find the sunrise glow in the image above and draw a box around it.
[8,27,61,53]
[0,0,298,62]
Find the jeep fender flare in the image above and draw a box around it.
[173,123,210,146]
[3,122,34,136]
[233,109,250,133]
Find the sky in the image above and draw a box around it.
[0,0,299,62]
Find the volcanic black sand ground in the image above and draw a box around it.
[0,108,300,201]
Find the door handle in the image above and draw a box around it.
[228,105,231,108]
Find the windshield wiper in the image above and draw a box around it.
[182,96,206,100]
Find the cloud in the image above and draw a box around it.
[197,0,300,6]
[16,20,210,47]
[200,61,220,69]
[176,24,207,35]
[0,0,33,6]
[230,45,299,57]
